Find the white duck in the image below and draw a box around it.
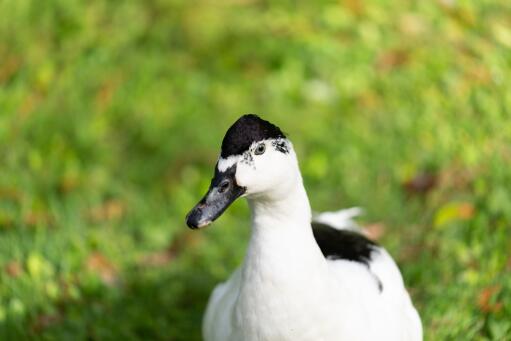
[186,114,422,341]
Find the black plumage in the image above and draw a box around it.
[312,222,378,265]
[221,114,286,157]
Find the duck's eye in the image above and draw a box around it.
[254,143,266,155]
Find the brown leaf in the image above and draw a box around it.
[168,231,204,256]
[86,252,118,286]
[477,285,503,313]
[139,250,174,267]
[19,93,43,116]
[376,49,409,72]
[24,211,53,227]
[465,65,492,85]
[362,223,386,241]
[0,55,21,84]
[403,173,437,196]
[58,175,80,194]
[0,187,20,200]
[437,164,474,191]
[5,261,23,278]
[94,75,121,111]
[343,0,365,16]
[458,202,475,219]
[88,200,125,222]
[31,313,61,332]
[399,243,423,263]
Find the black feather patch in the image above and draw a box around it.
[272,139,289,154]
[312,223,378,264]
[312,223,383,292]
[312,222,377,265]
[221,114,286,157]
[312,222,383,292]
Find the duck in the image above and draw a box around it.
[186,114,422,341]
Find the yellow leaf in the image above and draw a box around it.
[26,253,54,279]
[434,202,475,229]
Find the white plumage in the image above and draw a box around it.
[186,115,422,341]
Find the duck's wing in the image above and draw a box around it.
[312,213,422,340]
[312,207,380,267]
[312,221,378,265]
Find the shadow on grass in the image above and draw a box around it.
[1,263,216,341]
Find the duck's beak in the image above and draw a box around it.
[186,165,245,229]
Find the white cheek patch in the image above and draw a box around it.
[235,163,252,188]
[217,155,240,172]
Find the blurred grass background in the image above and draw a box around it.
[1,0,510,339]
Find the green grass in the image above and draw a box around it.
[1,0,510,339]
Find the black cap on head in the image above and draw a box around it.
[221,114,286,158]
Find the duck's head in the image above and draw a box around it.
[186,114,300,229]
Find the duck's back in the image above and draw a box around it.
[314,222,421,340]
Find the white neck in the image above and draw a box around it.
[249,179,311,229]
[234,176,330,338]
[242,179,327,281]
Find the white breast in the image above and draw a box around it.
[202,193,422,341]
[203,248,421,341]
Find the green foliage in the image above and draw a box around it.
[0,0,510,339]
